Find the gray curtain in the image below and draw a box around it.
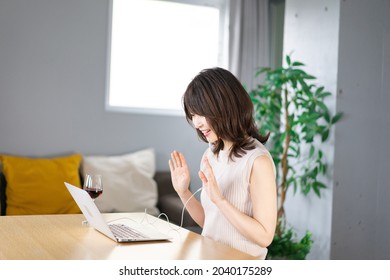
[229,0,270,91]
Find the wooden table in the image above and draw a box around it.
[0,212,259,260]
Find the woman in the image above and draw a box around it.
[169,67,277,259]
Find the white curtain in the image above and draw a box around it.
[229,0,270,91]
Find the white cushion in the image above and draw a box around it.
[81,148,159,216]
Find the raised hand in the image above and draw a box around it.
[198,156,224,204]
[168,151,191,196]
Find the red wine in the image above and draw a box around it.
[86,189,103,199]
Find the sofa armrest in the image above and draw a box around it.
[0,172,6,216]
[154,171,198,228]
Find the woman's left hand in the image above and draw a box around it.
[198,156,224,205]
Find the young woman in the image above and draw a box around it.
[169,67,277,259]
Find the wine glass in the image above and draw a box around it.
[83,174,103,201]
[81,174,103,226]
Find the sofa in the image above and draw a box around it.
[0,149,200,232]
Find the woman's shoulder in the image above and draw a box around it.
[248,138,271,157]
[251,139,276,177]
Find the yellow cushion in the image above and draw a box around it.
[1,154,82,215]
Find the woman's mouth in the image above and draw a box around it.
[200,129,211,137]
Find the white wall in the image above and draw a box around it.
[331,0,390,259]
[282,0,340,259]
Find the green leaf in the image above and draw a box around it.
[312,183,321,197]
[315,86,324,94]
[313,166,318,177]
[302,183,311,196]
[303,74,316,80]
[318,150,323,159]
[319,162,326,174]
[288,69,307,77]
[286,55,291,66]
[321,129,330,142]
[309,145,315,157]
[292,61,305,67]
[331,112,344,124]
[317,101,330,122]
[317,91,332,99]
[316,181,327,189]
[313,181,327,198]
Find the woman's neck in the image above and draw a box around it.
[222,140,233,151]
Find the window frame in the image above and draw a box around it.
[105,0,230,116]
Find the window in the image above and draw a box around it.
[106,0,229,115]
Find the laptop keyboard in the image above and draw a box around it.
[109,224,148,240]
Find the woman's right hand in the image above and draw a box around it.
[168,150,191,196]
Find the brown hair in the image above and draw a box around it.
[183,67,269,160]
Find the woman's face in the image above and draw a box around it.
[191,114,218,143]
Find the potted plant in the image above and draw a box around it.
[249,55,343,259]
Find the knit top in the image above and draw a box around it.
[200,138,276,259]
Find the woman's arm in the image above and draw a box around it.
[199,155,277,247]
[169,151,205,227]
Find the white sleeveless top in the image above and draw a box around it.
[200,138,275,259]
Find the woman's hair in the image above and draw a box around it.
[183,67,269,160]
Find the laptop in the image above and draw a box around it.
[64,182,170,243]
